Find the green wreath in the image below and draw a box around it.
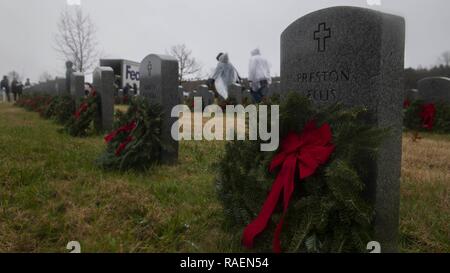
[64,92,99,137]
[96,97,163,171]
[404,100,450,133]
[216,92,387,253]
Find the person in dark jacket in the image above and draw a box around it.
[11,78,19,101]
[1,75,10,102]
[16,81,23,100]
[123,83,131,96]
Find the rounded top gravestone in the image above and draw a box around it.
[139,54,179,165]
[417,77,450,103]
[281,6,405,253]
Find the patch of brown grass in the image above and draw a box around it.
[400,132,450,253]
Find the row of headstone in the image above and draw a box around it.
[18,6,413,252]
[62,65,116,132]
[24,78,65,96]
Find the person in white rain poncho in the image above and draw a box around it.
[208,53,241,100]
[248,48,271,103]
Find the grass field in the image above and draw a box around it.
[0,102,448,253]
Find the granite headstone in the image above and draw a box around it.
[70,72,85,105]
[281,6,405,253]
[93,67,115,132]
[268,81,281,97]
[417,77,450,103]
[228,83,243,104]
[197,84,214,107]
[65,61,75,95]
[140,54,179,164]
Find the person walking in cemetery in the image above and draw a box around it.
[11,77,19,102]
[123,83,131,96]
[25,78,31,87]
[0,75,10,102]
[16,81,23,100]
[114,76,121,96]
[133,83,138,95]
[248,48,271,103]
[208,53,241,101]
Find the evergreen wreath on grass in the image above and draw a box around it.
[216,92,387,253]
[64,91,99,137]
[96,97,163,171]
[15,94,75,124]
[404,100,450,133]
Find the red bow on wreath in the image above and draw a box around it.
[104,121,137,143]
[74,103,89,120]
[115,136,134,156]
[420,103,436,130]
[242,120,335,253]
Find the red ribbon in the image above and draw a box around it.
[104,121,137,143]
[115,136,134,156]
[242,120,335,253]
[74,103,89,119]
[420,103,436,130]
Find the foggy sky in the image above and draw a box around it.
[1,0,449,82]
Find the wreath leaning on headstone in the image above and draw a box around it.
[96,97,163,171]
[63,91,100,137]
[216,92,388,253]
[404,100,450,133]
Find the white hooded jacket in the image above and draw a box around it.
[248,49,271,91]
[211,53,239,99]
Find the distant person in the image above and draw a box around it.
[0,75,10,102]
[248,48,271,103]
[123,83,131,96]
[25,78,31,87]
[17,81,23,100]
[11,78,19,102]
[114,76,121,96]
[208,53,241,100]
[133,83,138,95]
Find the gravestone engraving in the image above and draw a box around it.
[140,54,179,164]
[70,72,85,105]
[93,67,115,132]
[281,6,405,253]
[228,83,243,104]
[417,77,450,103]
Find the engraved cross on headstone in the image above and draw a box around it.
[314,23,331,52]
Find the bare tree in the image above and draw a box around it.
[39,71,54,82]
[7,71,21,81]
[168,44,202,84]
[438,51,450,67]
[54,8,99,72]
